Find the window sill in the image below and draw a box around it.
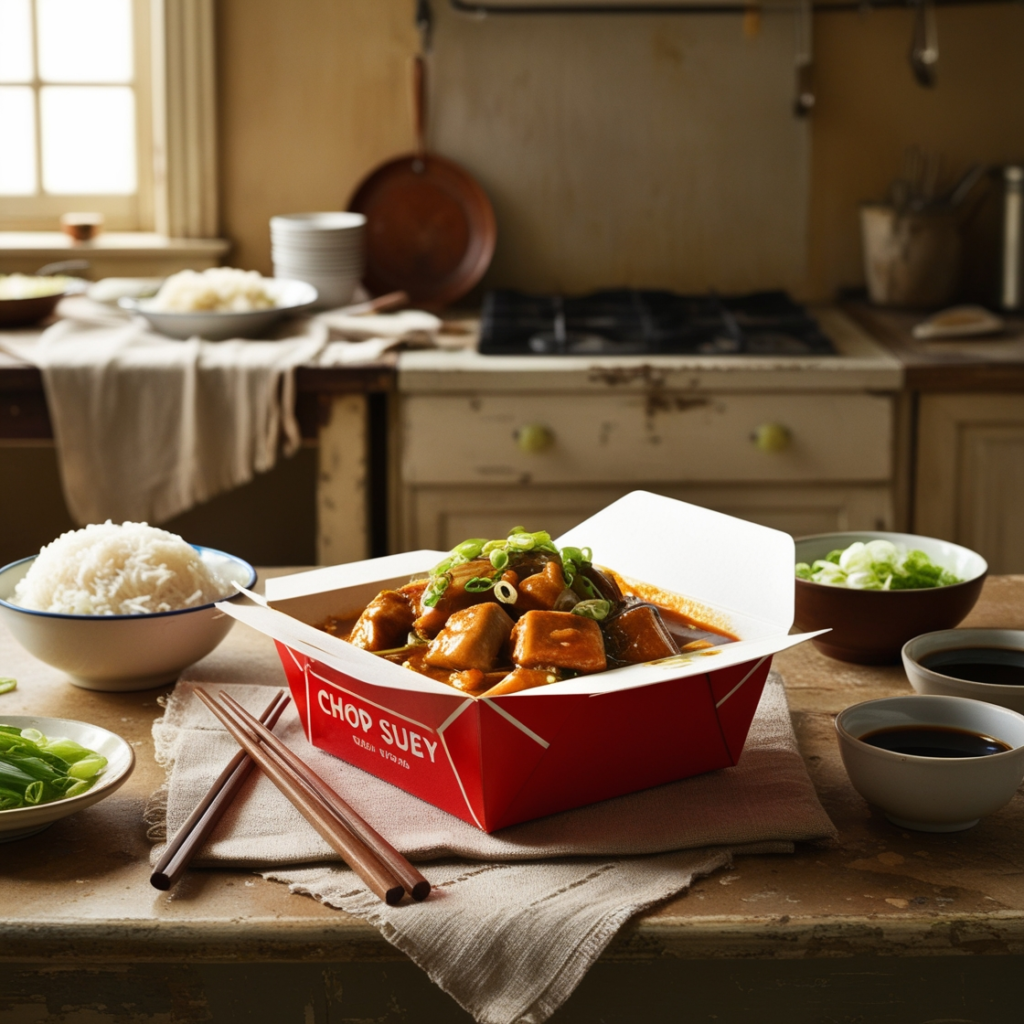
[0,233,230,278]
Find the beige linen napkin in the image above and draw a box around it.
[148,638,835,1024]
[0,298,326,525]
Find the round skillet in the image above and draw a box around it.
[348,57,496,311]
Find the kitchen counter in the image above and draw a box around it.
[846,302,1024,391]
[2,575,1024,1022]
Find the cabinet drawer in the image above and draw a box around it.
[401,392,892,485]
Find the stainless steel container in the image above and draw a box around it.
[1000,165,1023,310]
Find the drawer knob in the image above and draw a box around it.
[516,423,554,453]
[751,422,791,452]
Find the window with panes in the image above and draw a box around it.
[0,0,152,231]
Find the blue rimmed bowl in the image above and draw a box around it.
[0,548,256,691]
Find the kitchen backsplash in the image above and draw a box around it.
[431,5,809,296]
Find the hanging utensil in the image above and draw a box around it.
[793,0,814,117]
[909,0,938,88]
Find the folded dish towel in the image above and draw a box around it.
[148,635,836,1024]
[0,300,324,525]
[0,297,444,525]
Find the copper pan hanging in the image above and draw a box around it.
[348,56,496,311]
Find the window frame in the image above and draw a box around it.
[0,0,218,241]
[0,0,155,232]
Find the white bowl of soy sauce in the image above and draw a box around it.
[903,629,1024,713]
[836,694,1024,832]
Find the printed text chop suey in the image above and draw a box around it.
[317,687,438,769]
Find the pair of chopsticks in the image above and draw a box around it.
[151,688,429,905]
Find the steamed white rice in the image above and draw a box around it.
[149,268,276,313]
[12,522,231,616]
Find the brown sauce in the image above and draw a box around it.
[860,725,1012,758]
[315,568,739,697]
[920,648,1024,687]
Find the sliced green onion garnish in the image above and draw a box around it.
[490,549,509,571]
[0,678,16,695]
[68,755,107,780]
[455,538,487,560]
[0,726,107,808]
[508,533,535,551]
[422,575,450,608]
[494,580,517,604]
[464,576,496,593]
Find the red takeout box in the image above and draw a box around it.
[218,492,820,832]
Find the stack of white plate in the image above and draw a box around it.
[270,212,366,309]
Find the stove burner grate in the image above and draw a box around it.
[478,288,837,356]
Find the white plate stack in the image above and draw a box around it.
[270,212,366,309]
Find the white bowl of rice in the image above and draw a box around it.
[0,523,256,692]
[120,268,317,341]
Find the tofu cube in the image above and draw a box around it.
[425,602,515,672]
[511,610,606,673]
[348,590,416,651]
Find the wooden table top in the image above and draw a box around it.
[2,575,1023,966]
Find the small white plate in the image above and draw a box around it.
[0,716,135,841]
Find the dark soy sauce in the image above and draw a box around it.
[861,725,1012,759]
[920,647,1024,687]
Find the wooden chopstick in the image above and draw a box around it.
[219,692,430,902]
[193,687,409,906]
[150,688,290,891]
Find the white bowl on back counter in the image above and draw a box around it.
[0,548,256,691]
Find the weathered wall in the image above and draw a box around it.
[217,1,1024,302]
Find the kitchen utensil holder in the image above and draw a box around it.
[860,204,960,309]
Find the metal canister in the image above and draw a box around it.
[1000,165,1023,310]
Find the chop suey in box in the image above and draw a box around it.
[218,492,822,832]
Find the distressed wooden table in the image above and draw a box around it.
[1,576,1023,1023]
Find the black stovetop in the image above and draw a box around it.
[478,289,837,357]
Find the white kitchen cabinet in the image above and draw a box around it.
[392,315,901,550]
[915,393,1024,574]
[401,392,891,486]
[401,482,894,552]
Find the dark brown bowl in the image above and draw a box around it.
[793,531,988,664]
[0,290,68,328]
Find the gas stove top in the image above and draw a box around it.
[478,289,837,357]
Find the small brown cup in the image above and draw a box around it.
[60,213,104,242]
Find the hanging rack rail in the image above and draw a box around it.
[449,0,1013,15]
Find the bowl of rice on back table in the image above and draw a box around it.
[217,492,822,832]
[0,524,256,692]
